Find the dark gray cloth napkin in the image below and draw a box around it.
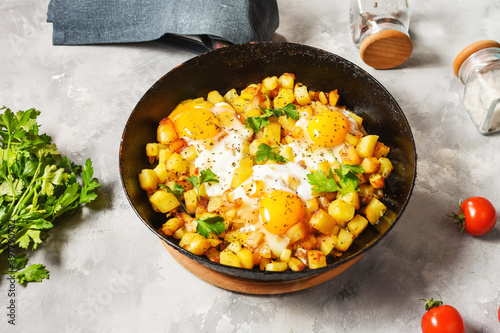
[47,0,279,53]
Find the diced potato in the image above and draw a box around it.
[237,248,254,269]
[262,76,279,92]
[337,191,360,210]
[278,115,297,133]
[261,122,281,144]
[344,131,362,146]
[231,156,254,188]
[161,217,183,236]
[246,231,264,248]
[288,257,306,271]
[274,88,295,108]
[207,195,223,212]
[153,163,169,184]
[226,241,242,254]
[220,248,241,268]
[340,145,361,165]
[170,138,188,153]
[328,199,356,228]
[334,229,355,252]
[369,173,385,189]
[373,142,390,158]
[280,248,292,262]
[166,153,188,175]
[278,73,295,89]
[347,214,369,237]
[224,230,249,245]
[223,88,239,103]
[205,248,220,262]
[180,145,197,162]
[319,234,336,256]
[279,146,294,163]
[179,232,211,255]
[294,83,312,106]
[305,198,319,214]
[361,157,381,174]
[309,209,337,235]
[311,101,330,114]
[356,135,379,158]
[207,90,224,104]
[158,148,173,164]
[329,89,339,106]
[240,84,260,101]
[318,91,328,105]
[173,226,186,240]
[307,250,327,269]
[184,189,198,214]
[265,261,288,272]
[138,169,158,192]
[157,118,179,144]
[259,258,272,271]
[146,143,158,158]
[149,191,180,213]
[285,222,307,243]
[378,157,394,178]
[365,198,387,224]
[347,111,363,128]
[231,96,247,113]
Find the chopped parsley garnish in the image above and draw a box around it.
[187,168,219,201]
[195,215,226,238]
[307,162,364,195]
[245,102,298,133]
[254,143,287,163]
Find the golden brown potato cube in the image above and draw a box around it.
[259,258,272,271]
[226,241,242,254]
[340,145,361,165]
[223,88,238,103]
[184,188,198,214]
[261,122,281,144]
[179,232,211,255]
[153,163,169,184]
[231,156,254,188]
[285,222,308,243]
[294,83,312,106]
[369,173,385,189]
[207,90,224,104]
[262,76,279,92]
[344,131,362,146]
[288,257,306,271]
[361,157,381,174]
[356,135,379,158]
[146,143,158,158]
[207,195,223,212]
[329,89,339,106]
[158,148,173,164]
[161,217,183,236]
[180,145,197,162]
[378,157,394,178]
[246,231,264,248]
[220,248,242,268]
[319,234,336,256]
[365,198,387,224]
[166,153,188,175]
[149,191,180,213]
[337,191,360,210]
[274,88,295,108]
[237,248,254,269]
[334,229,355,252]
[373,142,390,159]
[205,248,220,263]
[318,91,328,105]
[280,249,292,262]
[157,118,179,144]
[278,73,295,89]
[328,199,355,227]
[347,214,369,237]
[173,226,186,240]
[231,96,247,114]
[305,198,319,215]
[346,111,363,128]
[309,209,337,235]
[138,169,158,192]
[240,84,260,101]
[265,261,288,272]
[307,250,327,269]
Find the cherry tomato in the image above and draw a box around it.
[452,196,497,236]
[421,298,465,333]
[498,305,500,323]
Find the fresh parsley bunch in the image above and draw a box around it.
[0,107,100,284]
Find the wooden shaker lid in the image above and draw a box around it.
[359,30,413,69]
[453,40,500,77]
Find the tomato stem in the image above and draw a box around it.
[424,297,443,311]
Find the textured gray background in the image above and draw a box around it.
[1,0,500,332]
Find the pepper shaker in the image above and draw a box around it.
[453,40,500,135]
[349,0,413,69]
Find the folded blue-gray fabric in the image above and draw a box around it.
[47,0,279,53]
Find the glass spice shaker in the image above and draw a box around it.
[349,0,413,69]
[453,40,500,135]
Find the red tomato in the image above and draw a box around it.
[421,299,465,333]
[498,305,500,323]
[452,196,497,236]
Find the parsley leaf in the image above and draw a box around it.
[0,107,100,284]
[195,215,226,238]
[307,169,340,193]
[188,168,219,201]
[245,103,298,133]
[255,143,287,163]
[163,182,187,211]
[307,163,364,195]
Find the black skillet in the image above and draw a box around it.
[119,42,416,282]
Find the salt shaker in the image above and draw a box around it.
[349,0,412,69]
[453,40,500,135]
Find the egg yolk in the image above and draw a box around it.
[307,110,350,147]
[169,105,221,140]
[259,190,305,235]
